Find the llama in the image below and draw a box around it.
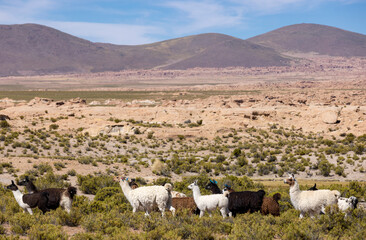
[6,180,50,214]
[222,185,279,216]
[188,180,230,218]
[338,196,358,217]
[18,176,77,213]
[172,197,200,215]
[261,193,281,216]
[284,173,340,218]
[205,179,221,194]
[119,177,175,217]
[171,191,187,198]
[222,187,265,217]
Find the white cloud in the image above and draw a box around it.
[0,0,56,23]
[46,21,163,45]
[0,0,163,44]
[163,0,243,34]
[228,0,361,14]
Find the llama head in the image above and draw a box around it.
[6,180,18,191]
[284,173,296,186]
[188,180,198,190]
[129,179,139,189]
[222,187,230,197]
[18,176,30,186]
[205,179,219,191]
[349,196,358,209]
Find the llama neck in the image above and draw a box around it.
[192,186,201,200]
[27,182,38,193]
[11,190,24,206]
[212,185,221,194]
[289,181,301,205]
[120,180,132,201]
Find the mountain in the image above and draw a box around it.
[0,24,291,76]
[248,23,366,57]
[1,23,365,76]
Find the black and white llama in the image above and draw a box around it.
[18,176,77,213]
[6,180,50,214]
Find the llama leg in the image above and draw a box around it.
[169,206,176,216]
[299,212,304,218]
[199,210,205,218]
[26,208,33,215]
[220,208,227,218]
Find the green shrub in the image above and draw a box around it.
[10,212,37,235]
[34,172,70,189]
[28,224,67,240]
[0,120,10,128]
[67,169,77,176]
[229,213,276,240]
[33,162,53,175]
[77,174,118,195]
[49,124,59,130]
[55,208,82,227]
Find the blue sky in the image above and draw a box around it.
[0,0,365,45]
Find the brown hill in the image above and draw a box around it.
[0,24,291,76]
[162,36,290,69]
[248,23,366,57]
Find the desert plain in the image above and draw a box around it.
[0,55,365,187]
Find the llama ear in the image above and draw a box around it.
[11,180,15,185]
[209,179,213,183]
[214,180,217,184]
[126,177,129,181]
[194,180,198,185]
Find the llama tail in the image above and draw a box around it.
[67,186,77,199]
[164,183,173,192]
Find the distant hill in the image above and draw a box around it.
[0,23,365,76]
[248,23,366,57]
[0,24,291,76]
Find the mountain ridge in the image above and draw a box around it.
[0,23,365,76]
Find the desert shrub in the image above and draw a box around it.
[317,159,332,176]
[220,175,264,191]
[34,172,70,189]
[0,224,5,235]
[33,162,53,175]
[229,213,276,240]
[77,174,118,194]
[232,148,241,158]
[53,162,66,170]
[28,224,67,240]
[280,217,322,240]
[67,169,77,176]
[318,206,352,238]
[10,212,37,235]
[55,208,82,227]
[49,124,59,130]
[0,120,10,128]
[71,232,104,240]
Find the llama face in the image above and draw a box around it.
[188,181,197,190]
[204,181,216,191]
[18,176,30,186]
[6,181,18,191]
[284,174,296,186]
